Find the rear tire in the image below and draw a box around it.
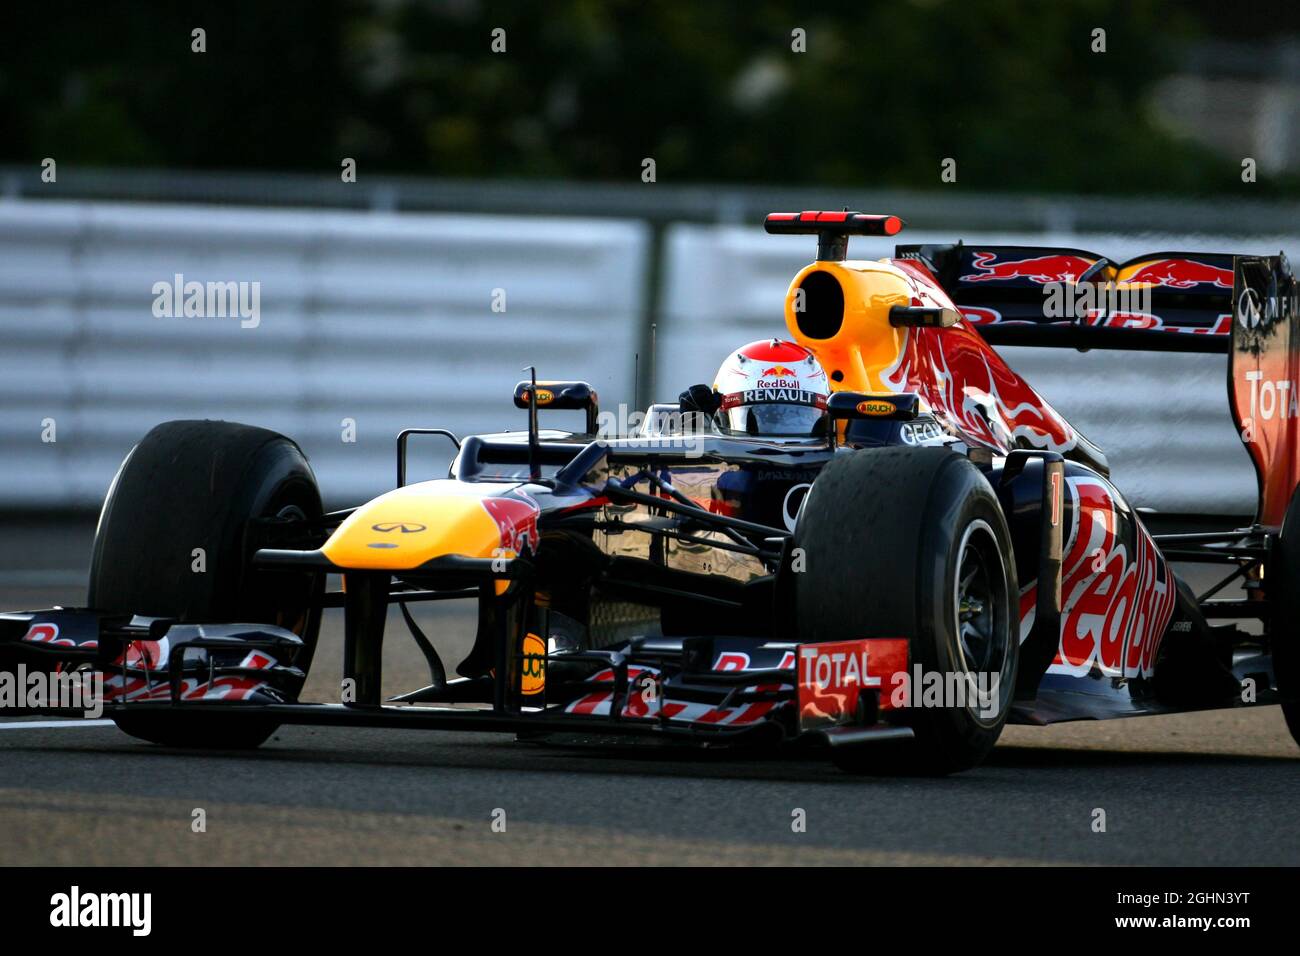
[795,446,1018,775]
[89,420,323,749]
[1272,487,1300,748]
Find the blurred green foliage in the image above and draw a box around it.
[1,0,1295,196]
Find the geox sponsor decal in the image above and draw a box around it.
[900,419,945,445]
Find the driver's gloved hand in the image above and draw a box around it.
[679,384,721,415]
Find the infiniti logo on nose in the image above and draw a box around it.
[371,522,427,533]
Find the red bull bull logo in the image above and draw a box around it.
[1123,259,1234,290]
[756,365,802,388]
[481,495,539,555]
[963,252,1098,284]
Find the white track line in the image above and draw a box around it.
[0,570,88,586]
[0,719,116,730]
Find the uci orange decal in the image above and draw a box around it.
[521,633,546,695]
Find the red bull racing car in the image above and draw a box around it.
[3,211,1299,774]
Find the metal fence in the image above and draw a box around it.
[1,171,1293,515]
[0,200,646,509]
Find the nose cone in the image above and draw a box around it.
[321,481,538,570]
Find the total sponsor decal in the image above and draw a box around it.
[796,638,908,730]
[1022,476,1177,679]
[1241,371,1300,423]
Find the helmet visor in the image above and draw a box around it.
[717,390,828,437]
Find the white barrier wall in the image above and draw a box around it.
[0,201,647,508]
[658,226,1300,515]
[0,200,1292,516]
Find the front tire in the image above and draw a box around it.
[89,420,324,749]
[794,446,1019,774]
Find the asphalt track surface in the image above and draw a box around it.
[1,516,1298,866]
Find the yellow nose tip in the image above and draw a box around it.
[320,481,537,571]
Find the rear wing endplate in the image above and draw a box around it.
[1228,254,1300,525]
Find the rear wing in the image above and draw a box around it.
[899,242,1300,524]
[895,243,1241,354]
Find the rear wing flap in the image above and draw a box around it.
[895,243,1240,353]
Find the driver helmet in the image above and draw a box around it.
[712,339,830,438]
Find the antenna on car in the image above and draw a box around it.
[649,322,656,412]
[523,365,541,480]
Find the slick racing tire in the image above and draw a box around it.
[794,446,1019,775]
[89,420,324,749]
[1272,485,1300,749]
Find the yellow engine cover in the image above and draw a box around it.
[782,259,914,393]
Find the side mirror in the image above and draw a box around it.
[513,380,599,434]
[826,391,920,423]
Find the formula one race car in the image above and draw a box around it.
[4,211,1298,774]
